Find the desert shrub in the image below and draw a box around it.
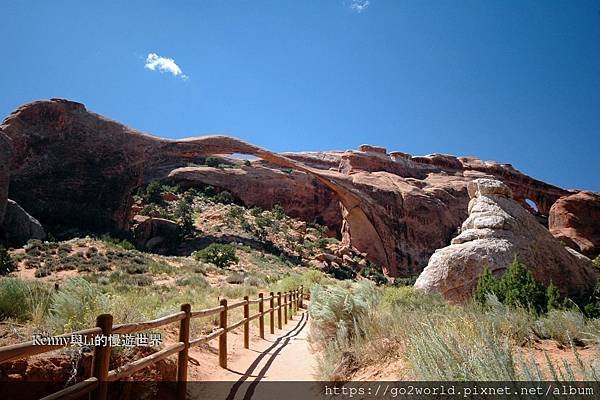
[174,197,195,236]
[533,310,588,346]
[309,281,379,343]
[212,190,236,205]
[404,317,517,380]
[382,286,446,311]
[271,204,286,220]
[150,261,175,275]
[243,275,265,287]
[250,207,263,217]
[56,243,72,256]
[0,246,16,276]
[360,263,387,285]
[204,156,221,167]
[220,284,258,299]
[226,272,245,284]
[35,266,51,278]
[0,278,30,319]
[123,261,149,274]
[138,180,163,204]
[176,275,208,287]
[100,234,135,250]
[270,270,328,294]
[49,278,110,332]
[474,260,548,313]
[583,281,600,318]
[194,243,238,268]
[593,256,600,270]
[0,278,50,320]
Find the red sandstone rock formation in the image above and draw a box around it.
[549,191,600,258]
[0,99,596,278]
[414,179,598,302]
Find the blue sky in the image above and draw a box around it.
[1,0,599,190]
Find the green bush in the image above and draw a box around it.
[49,278,110,332]
[100,234,136,251]
[174,197,195,236]
[213,190,236,205]
[0,246,15,276]
[0,278,48,320]
[271,204,286,219]
[474,260,548,313]
[204,156,221,168]
[194,243,239,268]
[139,180,163,204]
[584,281,600,318]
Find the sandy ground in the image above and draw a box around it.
[185,308,321,399]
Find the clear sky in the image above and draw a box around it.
[1,1,599,191]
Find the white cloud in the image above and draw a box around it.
[144,53,189,80]
[350,0,370,13]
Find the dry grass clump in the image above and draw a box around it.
[308,283,600,381]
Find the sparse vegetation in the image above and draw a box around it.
[309,280,600,381]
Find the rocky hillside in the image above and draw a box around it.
[1,99,599,279]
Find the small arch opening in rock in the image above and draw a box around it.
[229,153,258,161]
[525,198,539,213]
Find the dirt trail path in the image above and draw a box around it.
[187,309,320,399]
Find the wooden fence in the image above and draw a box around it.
[0,287,305,400]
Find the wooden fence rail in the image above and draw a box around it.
[0,286,306,400]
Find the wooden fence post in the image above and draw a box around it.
[269,292,275,334]
[219,299,228,369]
[292,290,297,314]
[92,314,113,400]
[258,293,265,339]
[243,296,250,349]
[277,292,282,329]
[177,304,191,400]
[300,286,304,308]
[288,291,292,317]
[283,292,288,324]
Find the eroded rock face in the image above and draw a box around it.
[0,99,595,279]
[168,165,342,234]
[0,131,11,225]
[414,179,598,302]
[549,191,600,258]
[2,199,46,246]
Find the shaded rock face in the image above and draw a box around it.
[2,199,46,246]
[0,99,594,279]
[414,179,598,302]
[0,131,11,225]
[549,191,600,259]
[168,165,342,234]
[132,216,179,253]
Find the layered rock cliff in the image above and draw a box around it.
[0,99,597,278]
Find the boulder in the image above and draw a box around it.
[549,191,600,259]
[133,217,179,252]
[414,179,598,302]
[2,199,46,246]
